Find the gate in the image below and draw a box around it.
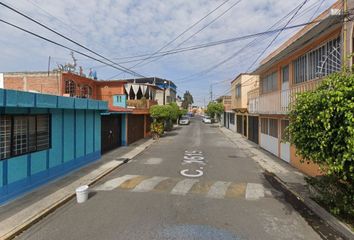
[101,115,122,154]
[248,116,259,144]
[128,114,145,144]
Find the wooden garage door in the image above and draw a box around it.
[128,114,145,144]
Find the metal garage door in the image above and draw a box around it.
[101,115,122,154]
[128,114,145,144]
[248,116,259,144]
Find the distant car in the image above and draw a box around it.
[202,116,212,124]
[179,116,190,125]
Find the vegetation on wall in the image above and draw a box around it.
[287,70,354,223]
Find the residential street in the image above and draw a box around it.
[18,117,321,240]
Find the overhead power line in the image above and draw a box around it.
[246,0,309,72]
[106,0,238,79]
[137,0,243,69]
[0,18,146,76]
[0,1,145,78]
[175,0,319,84]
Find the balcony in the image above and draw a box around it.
[127,99,158,109]
[247,88,259,114]
[250,78,323,114]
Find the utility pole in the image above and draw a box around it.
[209,84,213,101]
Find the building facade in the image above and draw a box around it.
[230,74,259,143]
[1,71,159,153]
[0,88,107,204]
[249,0,353,176]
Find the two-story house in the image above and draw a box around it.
[249,0,352,176]
[229,74,259,143]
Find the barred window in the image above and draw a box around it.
[65,80,76,97]
[293,37,341,84]
[0,115,51,160]
[261,118,268,134]
[261,72,278,93]
[80,85,92,98]
[269,119,278,138]
[0,116,11,159]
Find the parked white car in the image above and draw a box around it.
[179,116,190,125]
[202,116,212,124]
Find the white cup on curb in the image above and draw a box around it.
[76,185,89,203]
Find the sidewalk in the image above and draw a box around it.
[0,138,155,240]
[220,127,354,240]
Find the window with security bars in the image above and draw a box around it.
[80,85,92,98]
[261,71,278,93]
[0,116,11,159]
[235,84,241,98]
[0,115,51,160]
[293,37,341,84]
[65,80,76,97]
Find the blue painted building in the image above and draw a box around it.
[0,89,107,204]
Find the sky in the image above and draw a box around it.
[0,0,337,106]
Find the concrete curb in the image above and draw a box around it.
[219,127,353,239]
[0,139,156,240]
[264,171,353,240]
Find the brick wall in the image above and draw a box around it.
[4,72,61,95]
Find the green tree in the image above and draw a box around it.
[206,101,224,120]
[182,91,194,109]
[287,70,354,220]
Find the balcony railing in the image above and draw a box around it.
[127,99,158,109]
[248,78,323,114]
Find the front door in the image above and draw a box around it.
[101,115,121,154]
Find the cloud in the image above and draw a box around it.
[0,0,337,104]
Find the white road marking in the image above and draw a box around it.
[132,176,169,192]
[94,175,138,191]
[144,158,163,165]
[206,181,231,199]
[245,183,265,200]
[170,179,199,195]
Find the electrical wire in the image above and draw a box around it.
[0,1,145,77]
[137,0,243,69]
[246,0,309,72]
[0,18,146,76]
[106,0,237,79]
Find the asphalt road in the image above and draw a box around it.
[18,117,321,240]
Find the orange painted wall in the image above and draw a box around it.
[290,145,322,177]
[95,82,125,107]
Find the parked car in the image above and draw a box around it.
[202,116,212,124]
[179,116,190,125]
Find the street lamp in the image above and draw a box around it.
[163,80,167,105]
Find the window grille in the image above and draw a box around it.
[293,37,341,84]
[261,72,278,93]
[0,116,11,159]
[235,84,241,98]
[261,118,268,134]
[65,80,76,97]
[0,115,51,160]
[269,119,278,138]
[80,85,92,98]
